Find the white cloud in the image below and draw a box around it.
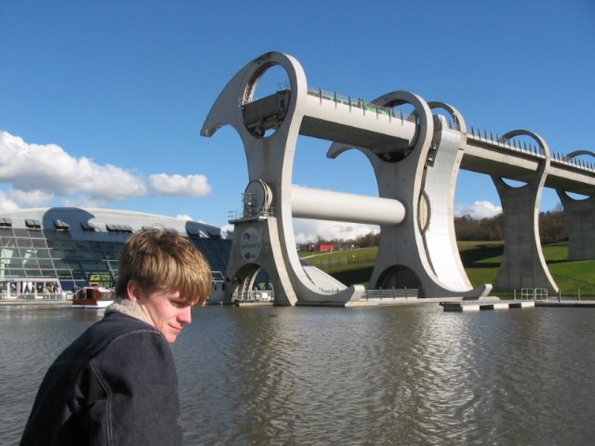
[0,131,146,201]
[0,131,213,210]
[293,219,379,244]
[7,189,54,207]
[455,200,502,219]
[76,160,147,200]
[221,224,234,239]
[150,173,211,196]
[0,192,20,213]
[0,188,54,213]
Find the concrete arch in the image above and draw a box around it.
[492,130,558,292]
[376,265,421,290]
[230,263,261,300]
[202,51,364,305]
[329,92,489,298]
[427,101,468,144]
[230,264,275,303]
[564,150,595,160]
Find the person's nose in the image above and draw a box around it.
[178,306,192,325]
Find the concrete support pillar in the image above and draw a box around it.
[556,150,595,261]
[492,130,558,293]
[557,192,595,260]
[225,219,298,305]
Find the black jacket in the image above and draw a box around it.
[20,311,183,446]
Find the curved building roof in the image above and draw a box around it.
[0,207,232,293]
[0,207,230,241]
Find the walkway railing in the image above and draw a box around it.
[1,293,71,301]
[307,87,411,122]
[234,290,274,302]
[228,207,275,223]
[363,289,419,300]
[519,288,549,300]
[307,86,594,172]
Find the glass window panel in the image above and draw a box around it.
[81,261,107,270]
[53,219,70,230]
[33,249,51,259]
[16,238,33,248]
[7,257,23,268]
[0,247,16,259]
[76,250,99,261]
[57,270,74,279]
[1,237,17,248]
[32,238,48,248]
[52,260,70,269]
[49,249,67,258]
[23,258,40,269]
[21,247,38,257]
[74,241,93,250]
[38,259,55,269]
[25,219,41,228]
[47,240,74,249]
[70,270,85,280]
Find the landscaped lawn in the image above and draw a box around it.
[300,241,594,297]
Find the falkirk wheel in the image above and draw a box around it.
[201,51,499,305]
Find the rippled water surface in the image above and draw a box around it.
[1,304,594,445]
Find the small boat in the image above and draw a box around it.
[72,286,115,308]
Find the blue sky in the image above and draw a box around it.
[1,0,593,241]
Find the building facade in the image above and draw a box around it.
[0,207,231,301]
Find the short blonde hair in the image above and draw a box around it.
[115,229,212,305]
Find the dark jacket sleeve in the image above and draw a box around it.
[86,331,183,446]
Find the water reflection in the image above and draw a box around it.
[172,305,595,445]
[1,305,594,445]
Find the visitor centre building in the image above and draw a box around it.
[0,207,231,301]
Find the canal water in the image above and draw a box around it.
[1,304,593,445]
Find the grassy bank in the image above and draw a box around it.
[300,242,595,298]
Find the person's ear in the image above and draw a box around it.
[127,280,143,302]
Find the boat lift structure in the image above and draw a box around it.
[201,52,595,306]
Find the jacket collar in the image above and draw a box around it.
[105,298,153,326]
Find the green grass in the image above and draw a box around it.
[300,242,595,298]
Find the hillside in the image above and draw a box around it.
[299,242,594,298]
